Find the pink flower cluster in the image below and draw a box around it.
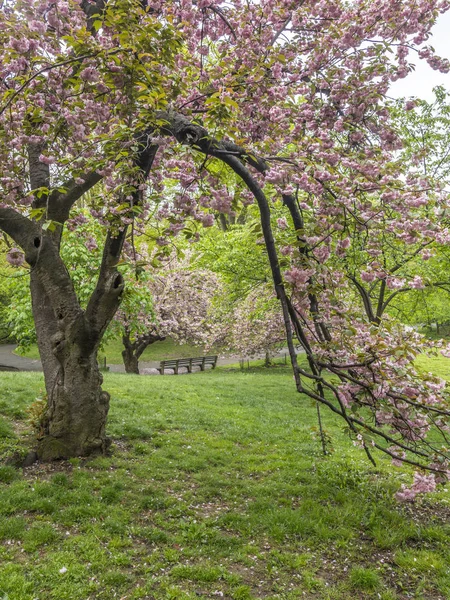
[395,473,436,502]
[6,247,25,267]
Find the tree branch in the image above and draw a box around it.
[45,171,103,222]
[28,143,50,191]
[155,110,450,474]
[155,111,269,172]
[80,0,108,34]
[85,229,127,340]
[0,208,40,260]
[349,276,377,323]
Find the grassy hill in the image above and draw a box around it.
[0,368,449,599]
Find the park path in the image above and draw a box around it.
[0,344,43,371]
[0,344,291,374]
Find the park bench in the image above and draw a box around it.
[157,355,218,375]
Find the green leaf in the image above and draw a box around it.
[29,208,45,221]
[223,96,239,110]
[42,220,59,232]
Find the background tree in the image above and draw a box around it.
[195,210,287,363]
[3,213,226,375]
[116,262,224,374]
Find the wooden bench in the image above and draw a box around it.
[157,356,218,375]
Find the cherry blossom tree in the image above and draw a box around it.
[116,264,224,374]
[227,284,285,364]
[2,0,450,479]
[0,0,182,459]
[194,216,286,362]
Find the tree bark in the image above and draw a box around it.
[28,230,125,460]
[37,333,110,461]
[122,352,140,374]
[122,332,140,374]
[121,330,165,374]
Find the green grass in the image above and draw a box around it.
[0,368,450,599]
[416,353,450,380]
[16,337,212,364]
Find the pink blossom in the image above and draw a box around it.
[395,473,436,502]
[39,154,56,165]
[361,271,376,283]
[314,246,330,263]
[10,38,30,53]
[339,238,351,249]
[409,276,425,289]
[80,67,100,83]
[386,277,406,290]
[28,21,46,34]
[86,237,98,251]
[6,247,25,267]
[197,213,214,227]
[284,267,311,287]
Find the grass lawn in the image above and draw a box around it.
[1,368,450,599]
[16,337,211,364]
[415,353,450,381]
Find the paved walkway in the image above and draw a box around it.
[0,344,291,374]
[0,344,43,371]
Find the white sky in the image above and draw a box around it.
[389,11,450,101]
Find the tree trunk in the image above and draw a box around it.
[122,342,140,374]
[38,346,110,461]
[30,272,60,391]
[24,229,125,461]
[31,274,111,461]
[218,213,228,231]
[0,98,157,462]
[121,331,165,375]
[123,354,140,374]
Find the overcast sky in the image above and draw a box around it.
[389,11,450,101]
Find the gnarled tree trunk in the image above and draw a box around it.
[32,275,110,460]
[28,230,126,460]
[38,341,110,461]
[121,330,165,374]
[122,333,140,374]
